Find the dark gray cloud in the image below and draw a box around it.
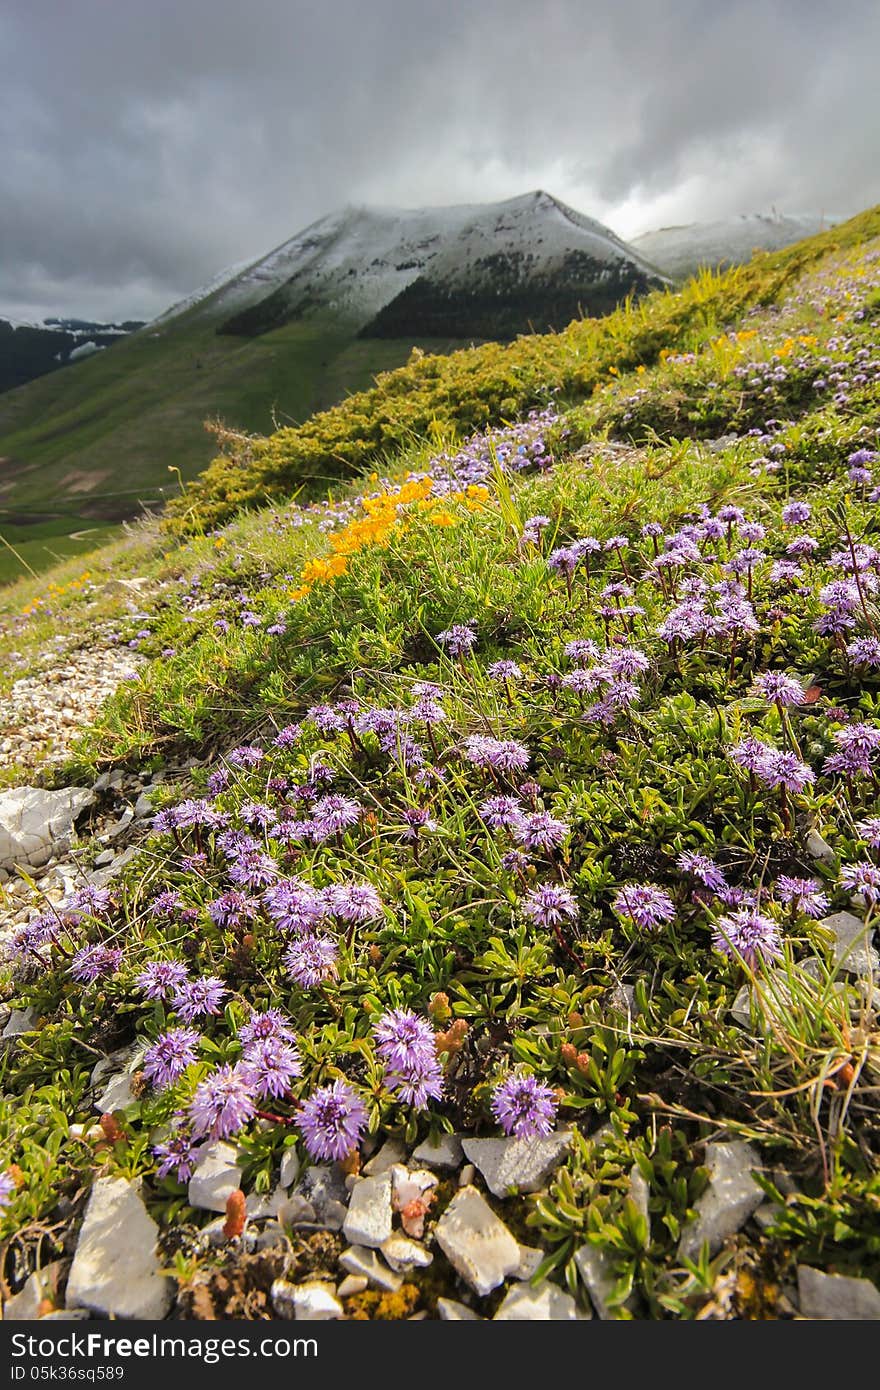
[2,0,877,320]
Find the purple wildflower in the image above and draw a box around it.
[324,882,383,924]
[437,622,477,657]
[143,1028,202,1090]
[241,1038,302,1099]
[238,1009,297,1050]
[840,861,880,904]
[135,960,189,1002]
[677,851,727,892]
[69,944,122,984]
[512,811,569,851]
[189,1064,256,1140]
[298,1080,368,1161]
[613,884,675,930]
[775,876,830,918]
[712,908,782,968]
[520,884,579,928]
[491,1072,558,1138]
[754,672,805,707]
[284,935,339,987]
[153,1129,204,1182]
[171,976,227,1023]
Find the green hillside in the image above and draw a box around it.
[0,304,471,526]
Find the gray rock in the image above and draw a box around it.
[380,1234,433,1273]
[3,1262,65,1320]
[339,1245,402,1293]
[187,1142,242,1213]
[66,1177,172,1320]
[245,1185,286,1219]
[434,1186,521,1296]
[337,1275,368,1298]
[2,1006,37,1040]
[806,829,837,866]
[342,1172,393,1249]
[363,1138,407,1175]
[461,1132,572,1198]
[437,1297,484,1320]
[411,1133,464,1169]
[819,912,879,976]
[513,1243,544,1281]
[275,1281,342,1321]
[277,1194,318,1228]
[0,786,94,871]
[95,1071,135,1114]
[494,1280,582,1320]
[279,1147,300,1190]
[575,1245,621,1319]
[678,1141,764,1261]
[294,1164,348,1229]
[628,1164,650,1229]
[797,1265,880,1319]
[39,1311,91,1321]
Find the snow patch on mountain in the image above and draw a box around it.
[632,213,840,280]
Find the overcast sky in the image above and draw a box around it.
[2,0,878,322]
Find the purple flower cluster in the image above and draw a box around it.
[373,1008,443,1108]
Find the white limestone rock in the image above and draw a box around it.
[461,1132,572,1198]
[187,1142,242,1213]
[433,1186,520,1297]
[797,1265,880,1320]
[0,786,94,871]
[66,1177,172,1320]
[342,1172,393,1250]
[678,1141,764,1261]
[494,1280,582,1320]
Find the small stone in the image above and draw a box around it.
[412,1133,464,1169]
[494,1280,581,1320]
[0,785,94,871]
[2,1007,37,1040]
[3,1262,65,1320]
[678,1141,764,1261]
[279,1147,300,1190]
[628,1164,650,1228]
[93,851,115,868]
[806,829,837,866]
[337,1275,368,1298]
[513,1243,544,1281]
[459,1164,476,1187]
[66,1177,172,1320]
[363,1138,407,1175]
[437,1297,484,1320]
[461,1132,572,1198]
[797,1265,880,1319]
[343,1172,393,1249]
[390,1164,438,1237]
[380,1234,433,1273]
[574,1245,620,1318]
[278,1281,342,1321]
[187,1142,242,1213]
[294,1165,348,1229]
[277,1194,318,1228]
[245,1186,286,1219]
[819,912,879,976]
[95,1071,135,1114]
[434,1186,521,1297]
[339,1245,402,1293]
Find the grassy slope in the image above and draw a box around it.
[0,303,473,526]
[0,216,879,1317]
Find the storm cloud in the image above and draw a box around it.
[2,0,878,320]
